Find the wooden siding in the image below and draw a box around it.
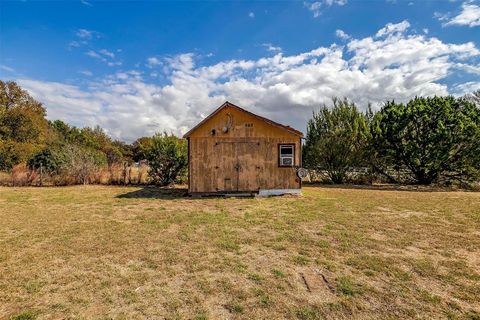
[188,104,301,193]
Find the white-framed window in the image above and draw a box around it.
[279,144,294,167]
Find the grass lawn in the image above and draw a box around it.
[0,185,479,320]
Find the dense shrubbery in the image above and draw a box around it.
[371,96,480,185]
[303,98,370,184]
[27,145,66,174]
[304,94,480,186]
[146,133,188,186]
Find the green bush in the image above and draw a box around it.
[371,96,480,184]
[27,146,66,174]
[303,98,370,184]
[146,133,187,186]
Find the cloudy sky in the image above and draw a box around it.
[1,1,479,142]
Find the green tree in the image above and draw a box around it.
[0,80,49,168]
[112,140,133,163]
[27,144,68,174]
[104,145,123,167]
[371,96,480,184]
[50,120,128,167]
[146,133,187,186]
[0,80,46,115]
[0,141,21,170]
[0,109,39,142]
[132,136,153,162]
[303,98,370,184]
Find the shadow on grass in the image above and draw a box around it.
[116,186,188,199]
[116,187,259,199]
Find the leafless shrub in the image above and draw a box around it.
[60,145,105,185]
[11,164,38,186]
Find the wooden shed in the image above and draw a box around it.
[183,101,304,196]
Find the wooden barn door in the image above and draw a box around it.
[213,142,237,192]
[236,142,260,192]
[213,141,260,193]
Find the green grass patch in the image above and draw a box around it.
[293,255,310,266]
[295,306,323,320]
[336,276,364,296]
[247,273,264,284]
[9,311,37,320]
[272,269,286,278]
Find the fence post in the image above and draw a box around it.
[124,161,128,186]
[39,163,43,187]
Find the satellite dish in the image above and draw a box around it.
[296,168,308,178]
[222,113,233,133]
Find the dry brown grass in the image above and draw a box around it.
[0,165,150,187]
[0,186,479,319]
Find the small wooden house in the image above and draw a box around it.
[183,101,304,196]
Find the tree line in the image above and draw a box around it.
[303,94,480,186]
[1,80,479,187]
[0,80,186,186]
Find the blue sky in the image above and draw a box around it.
[1,0,479,141]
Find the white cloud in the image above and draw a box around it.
[452,81,480,95]
[68,29,100,49]
[304,0,347,17]
[18,20,480,142]
[107,61,122,67]
[165,53,196,73]
[147,57,161,68]
[454,62,480,74]
[443,3,480,27]
[67,29,102,50]
[376,20,410,37]
[324,0,347,5]
[78,70,93,76]
[0,65,15,73]
[335,29,350,40]
[86,49,121,66]
[248,12,255,18]
[18,79,103,127]
[100,49,115,59]
[76,28,94,39]
[262,43,282,53]
[86,50,102,60]
[68,41,81,49]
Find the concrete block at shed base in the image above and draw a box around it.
[257,189,301,197]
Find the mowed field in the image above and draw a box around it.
[0,186,479,320]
